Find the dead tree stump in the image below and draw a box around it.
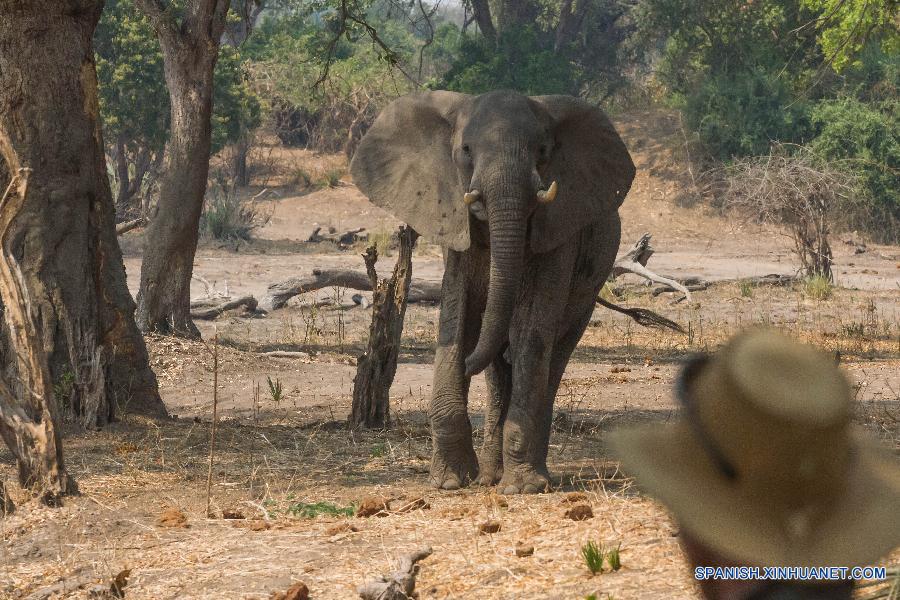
[350,226,419,429]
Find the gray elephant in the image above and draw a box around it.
[350,90,635,494]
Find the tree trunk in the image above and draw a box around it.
[232,135,251,187]
[135,0,230,338]
[350,227,419,429]
[115,134,131,216]
[469,0,497,40]
[0,1,167,423]
[0,169,78,503]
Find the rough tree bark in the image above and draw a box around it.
[350,227,419,429]
[0,0,166,423]
[134,0,231,338]
[468,0,497,40]
[0,170,77,503]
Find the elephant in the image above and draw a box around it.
[350,90,635,494]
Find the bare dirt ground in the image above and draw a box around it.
[2,111,899,600]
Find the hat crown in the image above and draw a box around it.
[690,330,853,510]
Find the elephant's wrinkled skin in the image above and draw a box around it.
[350,90,635,493]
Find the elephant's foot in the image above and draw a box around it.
[430,445,479,490]
[475,448,503,486]
[498,466,551,495]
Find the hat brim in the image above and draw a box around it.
[608,423,900,567]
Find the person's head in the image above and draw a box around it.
[608,329,900,599]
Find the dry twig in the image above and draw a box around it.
[357,546,433,600]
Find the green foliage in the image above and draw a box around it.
[799,0,900,72]
[606,543,622,571]
[287,501,355,518]
[96,0,262,161]
[683,67,812,159]
[581,540,623,574]
[245,13,417,153]
[266,375,284,403]
[581,540,605,575]
[212,45,263,155]
[440,27,577,95]
[95,0,169,154]
[804,275,833,300]
[319,168,344,188]
[809,97,900,240]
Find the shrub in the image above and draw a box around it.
[809,97,899,243]
[683,68,812,160]
[439,27,577,95]
[804,275,833,301]
[200,183,268,241]
[716,147,856,281]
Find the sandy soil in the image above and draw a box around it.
[2,110,899,600]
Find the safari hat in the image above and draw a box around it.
[608,328,900,567]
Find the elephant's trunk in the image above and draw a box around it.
[464,196,527,377]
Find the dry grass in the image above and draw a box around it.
[2,278,897,599]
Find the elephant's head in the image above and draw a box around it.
[350,90,635,377]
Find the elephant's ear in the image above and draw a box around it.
[528,95,635,254]
[350,91,471,251]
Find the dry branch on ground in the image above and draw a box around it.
[308,226,368,247]
[611,233,692,301]
[115,216,148,235]
[190,295,259,319]
[357,546,433,600]
[264,268,441,310]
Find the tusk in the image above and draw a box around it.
[536,180,558,203]
[464,189,482,205]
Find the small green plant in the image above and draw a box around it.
[739,279,753,298]
[803,275,833,301]
[370,442,387,458]
[266,376,283,403]
[53,370,76,406]
[581,540,605,575]
[292,167,312,187]
[320,168,344,188]
[606,543,622,571]
[287,501,355,518]
[581,541,622,575]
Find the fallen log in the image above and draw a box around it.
[358,546,433,600]
[611,233,692,301]
[190,296,259,320]
[308,226,368,247]
[265,269,441,310]
[115,216,147,235]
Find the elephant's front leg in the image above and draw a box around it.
[498,249,575,495]
[429,249,487,490]
[498,331,555,494]
[477,355,512,486]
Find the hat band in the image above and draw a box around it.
[676,354,738,481]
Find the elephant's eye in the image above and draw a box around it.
[537,144,549,163]
[462,144,472,156]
